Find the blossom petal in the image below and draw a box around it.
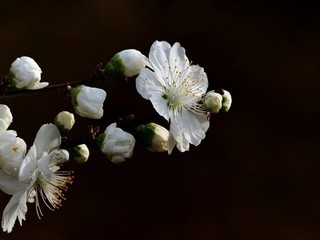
[1,190,27,233]
[136,68,170,120]
[0,172,28,195]
[38,149,69,181]
[19,145,37,182]
[180,109,209,146]
[33,124,61,159]
[0,130,17,153]
[169,42,190,83]
[149,41,171,78]
[136,68,162,99]
[168,110,209,153]
[182,65,208,96]
[25,81,49,90]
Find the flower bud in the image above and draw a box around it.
[8,56,48,90]
[67,144,90,163]
[97,122,135,164]
[71,85,107,119]
[203,91,223,113]
[221,89,232,112]
[0,105,13,132]
[105,49,146,77]
[136,122,169,152]
[54,111,75,133]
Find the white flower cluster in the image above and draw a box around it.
[136,41,232,153]
[0,40,232,233]
[0,106,72,232]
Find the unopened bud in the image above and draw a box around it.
[8,56,48,90]
[97,122,135,164]
[54,111,75,133]
[203,91,223,113]
[221,89,232,112]
[67,144,90,163]
[136,122,169,152]
[105,49,146,78]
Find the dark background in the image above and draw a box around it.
[0,0,320,239]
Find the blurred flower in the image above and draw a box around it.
[221,89,232,112]
[136,40,210,154]
[105,49,146,77]
[0,131,26,181]
[67,144,90,164]
[71,85,107,119]
[0,105,13,132]
[8,56,48,90]
[136,122,169,152]
[1,124,72,233]
[0,130,28,234]
[54,111,75,133]
[97,122,135,164]
[203,91,223,113]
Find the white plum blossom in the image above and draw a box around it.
[97,122,135,164]
[105,49,146,77]
[136,40,210,154]
[0,105,13,132]
[71,85,107,119]
[0,124,73,233]
[9,56,48,90]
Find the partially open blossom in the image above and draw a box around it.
[0,105,13,132]
[105,49,146,77]
[221,89,232,112]
[203,91,223,113]
[54,111,75,133]
[136,122,169,152]
[97,122,135,164]
[71,85,107,119]
[0,124,72,233]
[8,56,48,90]
[67,144,90,163]
[136,40,210,154]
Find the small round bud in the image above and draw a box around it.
[54,111,75,133]
[136,122,169,152]
[203,91,223,113]
[105,49,146,78]
[67,144,90,163]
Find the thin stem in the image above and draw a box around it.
[0,64,122,99]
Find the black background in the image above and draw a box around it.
[0,0,320,239]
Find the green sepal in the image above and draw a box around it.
[135,123,156,148]
[70,85,83,107]
[105,54,125,78]
[53,118,66,134]
[67,145,83,161]
[7,71,17,88]
[96,133,106,148]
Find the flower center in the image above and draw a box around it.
[33,171,74,218]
